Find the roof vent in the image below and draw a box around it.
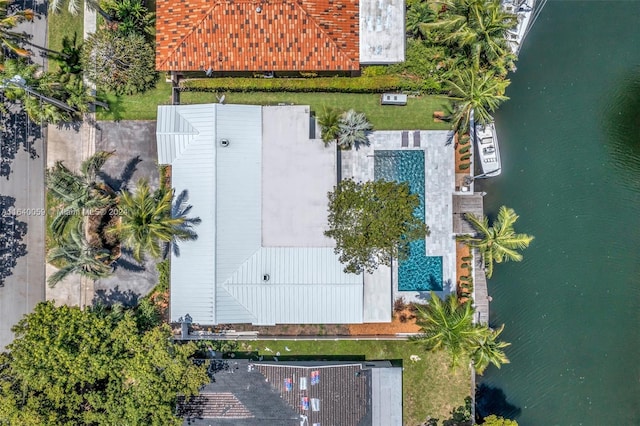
[263,274,270,282]
[256,6,262,13]
[220,138,230,147]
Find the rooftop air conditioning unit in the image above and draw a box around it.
[220,139,230,147]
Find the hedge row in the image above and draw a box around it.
[180,75,442,94]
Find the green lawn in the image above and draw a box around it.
[97,83,452,130]
[47,9,84,72]
[96,79,173,121]
[182,91,452,130]
[234,340,470,425]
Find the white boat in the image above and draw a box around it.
[503,0,536,55]
[475,121,501,177]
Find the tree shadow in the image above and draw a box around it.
[112,248,146,272]
[0,104,41,179]
[475,384,521,420]
[99,95,124,121]
[10,1,47,17]
[0,196,29,286]
[98,156,142,193]
[164,189,201,258]
[602,68,640,191]
[92,285,139,307]
[54,120,83,132]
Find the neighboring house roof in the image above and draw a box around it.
[156,0,360,72]
[157,104,364,325]
[178,360,403,426]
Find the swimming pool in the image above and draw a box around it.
[374,150,443,292]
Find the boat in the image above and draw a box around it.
[474,121,502,177]
[503,0,536,55]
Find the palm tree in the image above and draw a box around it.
[47,225,113,287]
[110,179,199,262]
[317,106,341,146]
[457,205,534,278]
[49,0,111,21]
[406,2,436,39]
[46,151,115,239]
[0,0,33,59]
[471,324,510,374]
[412,292,484,367]
[337,109,372,150]
[420,0,517,73]
[445,68,509,134]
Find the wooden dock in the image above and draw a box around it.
[472,249,489,325]
[452,193,490,325]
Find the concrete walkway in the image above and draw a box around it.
[44,3,99,308]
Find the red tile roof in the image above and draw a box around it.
[156,0,360,72]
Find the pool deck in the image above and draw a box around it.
[340,130,456,304]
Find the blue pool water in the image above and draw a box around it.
[374,150,443,292]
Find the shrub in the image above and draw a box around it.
[460,134,471,145]
[460,153,472,161]
[394,297,407,313]
[156,259,170,294]
[460,275,472,282]
[81,29,157,95]
[458,145,470,154]
[399,313,409,323]
[180,75,427,93]
[361,65,388,77]
[459,163,471,170]
[462,256,473,262]
[461,263,471,269]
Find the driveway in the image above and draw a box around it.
[93,121,160,306]
[46,121,161,308]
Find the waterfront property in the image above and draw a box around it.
[155,0,405,73]
[157,103,472,326]
[178,359,402,425]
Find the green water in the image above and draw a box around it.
[477,2,640,425]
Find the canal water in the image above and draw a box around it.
[477,1,640,424]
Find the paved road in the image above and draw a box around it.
[0,0,48,350]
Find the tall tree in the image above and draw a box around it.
[49,0,111,21]
[445,68,509,133]
[471,324,511,374]
[81,29,157,95]
[412,292,511,373]
[46,225,113,286]
[420,0,517,74]
[46,151,115,238]
[317,106,341,146]
[412,292,481,367]
[325,178,428,274]
[110,179,199,262]
[0,302,208,425]
[457,205,533,278]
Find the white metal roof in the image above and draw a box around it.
[157,104,364,325]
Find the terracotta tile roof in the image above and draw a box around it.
[156,0,360,72]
